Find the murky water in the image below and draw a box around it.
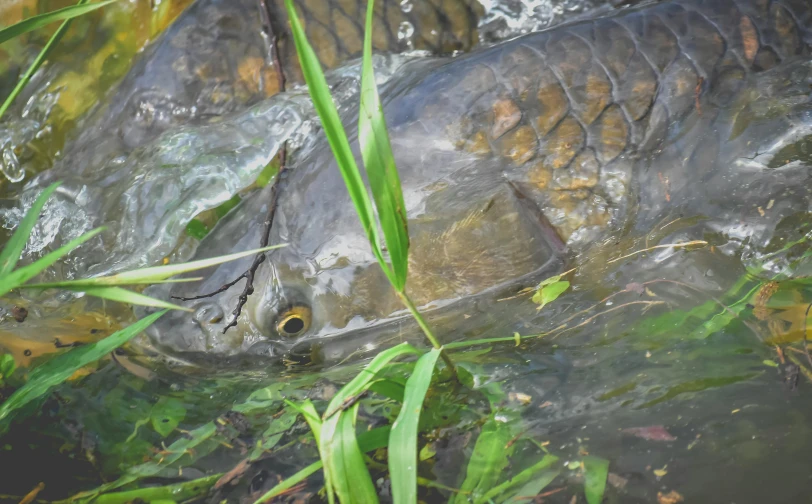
[1,0,812,502]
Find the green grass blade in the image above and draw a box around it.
[0,0,90,120]
[255,460,323,504]
[0,181,60,275]
[389,348,440,504]
[60,285,190,311]
[479,454,558,503]
[358,0,409,291]
[282,0,395,285]
[0,226,104,297]
[583,455,609,504]
[322,342,420,419]
[255,426,392,504]
[0,310,166,425]
[318,344,418,503]
[26,244,286,287]
[450,414,517,504]
[324,403,378,504]
[0,0,117,45]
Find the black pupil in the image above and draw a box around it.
[282,316,305,335]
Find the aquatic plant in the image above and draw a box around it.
[0,180,282,427]
[0,0,118,120]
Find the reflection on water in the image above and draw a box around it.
[0,0,811,502]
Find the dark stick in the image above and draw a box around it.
[173,0,289,334]
[803,302,812,369]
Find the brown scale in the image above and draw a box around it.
[267,0,482,95]
[771,4,802,59]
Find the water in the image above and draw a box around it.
[1,0,812,502]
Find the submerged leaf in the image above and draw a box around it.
[451,413,518,504]
[390,348,441,504]
[481,454,559,503]
[583,455,609,504]
[0,311,166,425]
[151,397,187,437]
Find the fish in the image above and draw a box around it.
[141,0,812,365]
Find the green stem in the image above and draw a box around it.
[0,0,89,120]
[395,290,457,375]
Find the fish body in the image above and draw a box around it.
[145,0,812,364]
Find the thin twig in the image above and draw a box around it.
[803,302,812,368]
[174,0,289,333]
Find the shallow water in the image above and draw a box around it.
[1,0,812,502]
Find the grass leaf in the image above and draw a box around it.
[0,0,90,120]
[319,343,418,503]
[90,474,221,504]
[390,348,440,504]
[322,342,420,420]
[0,310,166,425]
[27,244,286,287]
[255,426,392,504]
[59,285,190,311]
[358,0,409,290]
[583,455,609,504]
[0,182,60,275]
[0,0,117,45]
[325,402,379,504]
[283,0,396,286]
[0,226,104,297]
[504,467,560,503]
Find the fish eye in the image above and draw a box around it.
[276,305,311,338]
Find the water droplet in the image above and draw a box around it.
[397,21,414,43]
[1,145,24,183]
[399,0,412,13]
[193,302,224,325]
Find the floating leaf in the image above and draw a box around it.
[583,455,609,504]
[531,275,570,311]
[390,348,440,504]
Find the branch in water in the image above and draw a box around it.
[173,0,288,334]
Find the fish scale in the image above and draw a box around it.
[142,0,812,364]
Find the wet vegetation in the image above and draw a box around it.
[2,0,812,503]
